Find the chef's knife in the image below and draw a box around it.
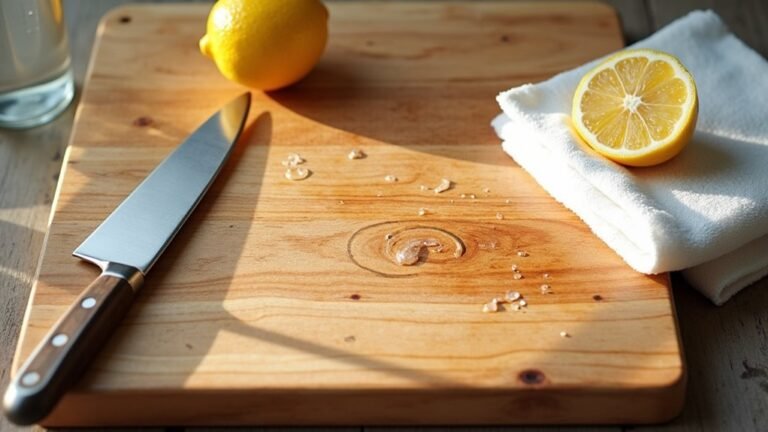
[3,92,251,425]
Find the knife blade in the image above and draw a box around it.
[3,92,251,425]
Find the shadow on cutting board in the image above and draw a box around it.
[42,109,462,425]
[267,55,515,168]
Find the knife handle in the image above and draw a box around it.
[3,265,142,425]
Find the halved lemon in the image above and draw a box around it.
[572,49,698,167]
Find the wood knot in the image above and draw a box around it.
[592,294,603,302]
[119,16,132,24]
[349,294,361,301]
[348,222,466,277]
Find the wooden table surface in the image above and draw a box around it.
[1,0,766,431]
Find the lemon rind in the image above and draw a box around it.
[572,49,698,166]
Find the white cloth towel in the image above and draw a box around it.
[492,10,768,305]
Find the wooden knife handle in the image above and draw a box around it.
[3,268,141,425]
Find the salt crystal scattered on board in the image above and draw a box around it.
[347,149,366,160]
[433,178,452,194]
[482,298,500,313]
[384,175,398,183]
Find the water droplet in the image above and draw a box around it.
[433,178,452,194]
[543,273,550,279]
[496,212,504,220]
[482,187,490,193]
[347,149,366,160]
[517,250,529,257]
[419,185,429,191]
[460,193,467,199]
[513,273,523,280]
[469,194,477,199]
[540,284,551,294]
[417,207,428,216]
[285,166,310,180]
[394,238,441,266]
[560,331,570,338]
[281,153,305,167]
[384,175,398,183]
[384,233,393,240]
[511,264,518,271]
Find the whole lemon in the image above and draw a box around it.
[199,0,329,91]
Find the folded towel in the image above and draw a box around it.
[492,10,768,305]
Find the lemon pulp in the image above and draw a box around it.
[572,49,698,167]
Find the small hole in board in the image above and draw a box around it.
[518,369,546,385]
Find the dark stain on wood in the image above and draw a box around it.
[132,116,153,127]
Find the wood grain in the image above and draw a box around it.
[0,0,679,428]
[8,1,686,427]
[3,1,765,432]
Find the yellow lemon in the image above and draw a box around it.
[572,49,698,167]
[199,0,329,91]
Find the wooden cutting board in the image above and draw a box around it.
[15,2,685,426]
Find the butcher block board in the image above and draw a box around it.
[15,1,685,426]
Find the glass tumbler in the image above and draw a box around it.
[0,0,74,129]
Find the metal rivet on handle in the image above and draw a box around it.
[21,372,40,386]
[81,297,96,309]
[51,334,69,347]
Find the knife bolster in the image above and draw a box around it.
[101,262,144,292]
